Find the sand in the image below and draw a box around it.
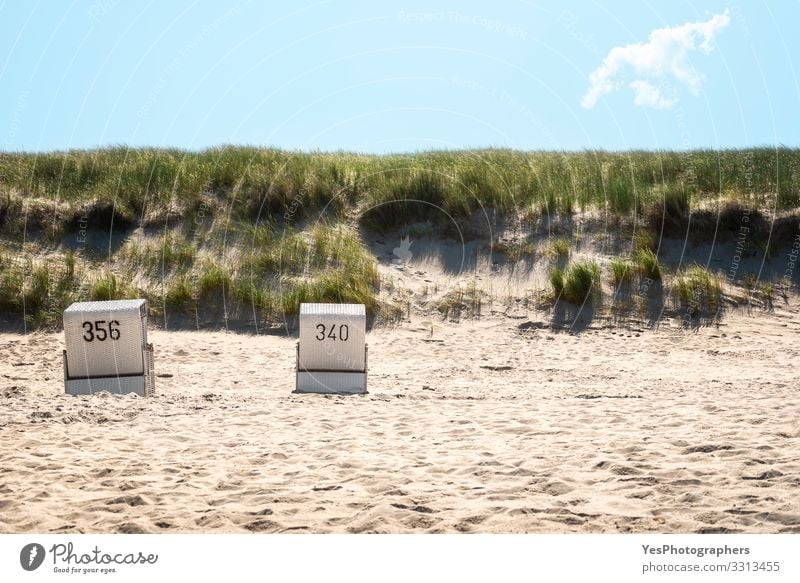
[1,296,799,533]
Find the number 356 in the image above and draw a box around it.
[82,320,121,342]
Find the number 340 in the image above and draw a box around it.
[82,320,121,342]
[315,323,349,341]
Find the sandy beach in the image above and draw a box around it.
[1,294,799,534]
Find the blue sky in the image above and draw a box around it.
[1,0,797,153]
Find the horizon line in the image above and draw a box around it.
[2,143,799,157]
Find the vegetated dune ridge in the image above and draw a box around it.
[3,147,800,330]
[1,259,799,533]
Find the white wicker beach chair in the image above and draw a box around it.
[295,303,367,394]
[63,299,155,396]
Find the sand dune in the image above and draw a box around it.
[1,298,799,534]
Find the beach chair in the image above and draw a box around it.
[62,299,155,396]
[295,303,367,394]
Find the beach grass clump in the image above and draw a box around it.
[164,274,194,309]
[549,266,564,297]
[491,239,535,262]
[551,260,600,304]
[548,236,571,260]
[159,235,197,272]
[608,258,635,285]
[632,228,657,254]
[673,265,722,313]
[759,282,774,304]
[63,250,76,280]
[0,256,86,324]
[19,261,53,317]
[437,286,464,320]
[230,277,275,313]
[634,249,662,280]
[605,174,636,214]
[239,224,376,280]
[269,225,380,315]
[437,281,481,321]
[563,261,600,304]
[196,261,232,297]
[120,235,197,276]
[89,271,133,302]
[0,268,24,311]
[465,279,482,315]
[644,182,690,236]
[280,271,378,315]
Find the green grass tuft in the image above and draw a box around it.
[551,261,600,304]
[89,271,132,302]
[674,265,721,314]
[549,266,564,296]
[634,249,662,280]
[609,258,635,285]
[563,261,600,304]
[548,237,571,259]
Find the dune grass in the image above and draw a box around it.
[547,236,571,259]
[549,266,565,297]
[0,254,82,326]
[632,228,658,254]
[644,182,691,237]
[673,265,722,314]
[89,271,134,302]
[490,238,536,262]
[608,258,635,285]
[634,249,662,281]
[2,147,798,230]
[1,146,799,327]
[550,260,600,305]
[437,280,482,321]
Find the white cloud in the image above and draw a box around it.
[581,11,730,109]
[629,80,676,109]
